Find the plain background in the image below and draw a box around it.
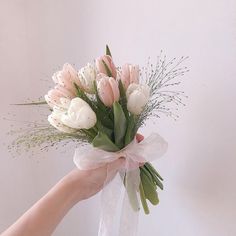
[1,0,236,235]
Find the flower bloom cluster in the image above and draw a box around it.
[45,53,150,133]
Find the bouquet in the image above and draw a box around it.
[10,45,188,235]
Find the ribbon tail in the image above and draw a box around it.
[98,161,141,236]
[98,165,123,236]
[119,165,140,236]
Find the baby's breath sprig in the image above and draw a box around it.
[137,53,189,129]
[8,123,91,156]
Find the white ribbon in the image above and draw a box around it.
[73,133,168,236]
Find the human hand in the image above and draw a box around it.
[0,134,144,236]
[64,134,144,203]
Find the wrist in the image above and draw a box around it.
[60,169,84,206]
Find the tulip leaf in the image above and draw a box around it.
[144,165,164,190]
[92,131,119,152]
[106,44,112,57]
[12,100,47,106]
[140,169,159,206]
[118,80,137,145]
[102,60,112,77]
[139,180,150,214]
[118,80,128,118]
[113,102,127,149]
[96,120,113,139]
[124,114,135,146]
[145,162,164,181]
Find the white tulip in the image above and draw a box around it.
[48,109,76,133]
[126,83,150,115]
[78,63,97,94]
[61,97,97,129]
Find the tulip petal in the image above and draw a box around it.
[109,77,120,103]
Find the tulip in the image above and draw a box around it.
[45,63,82,108]
[96,55,117,78]
[126,83,150,115]
[48,109,76,133]
[45,87,73,108]
[97,74,120,107]
[52,63,82,95]
[120,64,139,89]
[78,63,97,94]
[61,97,97,130]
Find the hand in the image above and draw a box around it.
[64,134,144,203]
[0,134,145,236]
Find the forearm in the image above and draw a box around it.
[1,159,124,236]
[1,172,81,236]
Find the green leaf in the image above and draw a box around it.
[145,167,164,190]
[118,80,129,118]
[113,102,127,149]
[102,60,112,77]
[139,181,150,214]
[96,121,113,139]
[124,115,135,146]
[92,132,119,152]
[145,162,164,181]
[140,166,154,183]
[106,45,112,57]
[140,170,159,205]
[12,100,47,106]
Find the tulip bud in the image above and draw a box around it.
[61,97,97,129]
[126,83,150,115]
[96,55,117,78]
[78,63,97,94]
[97,74,120,107]
[120,64,139,89]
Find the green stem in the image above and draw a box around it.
[145,163,163,181]
[139,181,150,214]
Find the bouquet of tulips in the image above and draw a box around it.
[45,45,166,214]
[10,45,188,234]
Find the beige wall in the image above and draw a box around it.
[0,0,236,235]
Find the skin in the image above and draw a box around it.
[1,134,144,236]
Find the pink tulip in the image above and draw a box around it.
[45,86,72,109]
[97,74,120,107]
[120,64,139,89]
[45,63,81,108]
[56,63,82,95]
[96,55,117,78]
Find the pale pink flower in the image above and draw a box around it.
[54,63,82,95]
[45,88,72,109]
[96,55,117,78]
[45,63,81,108]
[97,74,120,107]
[120,64,139,89]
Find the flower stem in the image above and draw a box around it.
[139,181,150,214]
